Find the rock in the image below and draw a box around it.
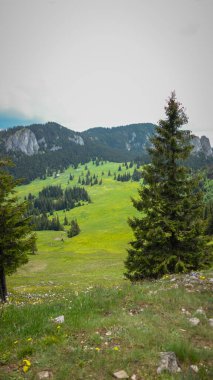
[181,308,191,316]
[53,315,64,323]
[113,370,129,379]
[68,135,85,146]
[5,128,39,156]
[131,375,137,380]
[200,136,213,157]
[191,135,213,158]
[208,318,213,327]
[36,370,53,379]
[188,317,200,326]
[190,365,199,373]
[157,352,181,374]
[106,331,112,336]
[191,136,203,155]
[195,307,206,317]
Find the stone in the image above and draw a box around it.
[188,317,200,326]
[208,318,213,327]
[106,331,112,336]
[53,315,64,323]
[190,365,199,373]
[113,370,129,379]
[195,307,206,317]
[200,136,213,157]
[157,352,181,374]
[131,375,137,380]
[6,128,39,156]
[181,308,191,316]
[36,370,53,379]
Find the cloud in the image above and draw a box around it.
[180,23,200,36]
[0,109,40,129]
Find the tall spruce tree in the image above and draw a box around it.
[125,92,211,280]
[0,160,36,302]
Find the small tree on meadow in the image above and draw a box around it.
[67,219,80,238]
[125,92,212,281]
[0,160,36,302]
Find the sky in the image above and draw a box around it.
[0,0,213,143]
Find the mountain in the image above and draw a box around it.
[0,121,212,182]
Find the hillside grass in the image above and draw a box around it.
[1,275,213,379]
[9,161,139,292]
[1,161,213,379]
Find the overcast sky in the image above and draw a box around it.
[0,0,213,143]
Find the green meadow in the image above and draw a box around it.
[8,161,139,292]
[1,161,213,379]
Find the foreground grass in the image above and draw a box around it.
[1,274,213,379]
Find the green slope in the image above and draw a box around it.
[8,161,140,292]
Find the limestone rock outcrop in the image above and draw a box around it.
[5,128,39,156]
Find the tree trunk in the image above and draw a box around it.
[0,266,7,302]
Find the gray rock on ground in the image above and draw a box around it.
[36,371,53,379]
[190,365,199,373]
[113,370,129,379]
[195,307,206,317]
[52,315,64,323]
[188,317,200,326]
[157,352,181,374]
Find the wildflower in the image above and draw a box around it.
[23,365,29,373]
[22,359,31,373]
[113,346,119,351]
[162,274,170,279]
[199,275,206,280]
[95,347,100,351]
[27,337,32,342]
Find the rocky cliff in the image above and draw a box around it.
[5,128,39,156]
[191,135,213,158]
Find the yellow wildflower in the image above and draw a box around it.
[113,346,119,351]
[95,347,100,351]
[163,274,170,279]
[23,359,31,367]
[22,359,31,373]
[27,337,32,342]
[199,275,206,280]
[23,365,29,373]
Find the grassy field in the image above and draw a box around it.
[1,161,213,379]
[8,161,140,292]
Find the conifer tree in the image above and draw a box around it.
[64,215,69,226]
[125,92,212,280]
[67,219,80,238]
[0,160,36,302]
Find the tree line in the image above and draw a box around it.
[26,185,91,214]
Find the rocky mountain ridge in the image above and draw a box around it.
[1,122,212,158]
[0,122,212,182]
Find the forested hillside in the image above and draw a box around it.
[0,122,212,183]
